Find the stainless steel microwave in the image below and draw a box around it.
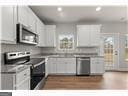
[17,24,38,45]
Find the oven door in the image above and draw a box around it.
[31,62,45,90]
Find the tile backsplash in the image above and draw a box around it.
[1,43,42,65]
[1,44,42,54]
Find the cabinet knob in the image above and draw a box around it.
[24,73,27,76]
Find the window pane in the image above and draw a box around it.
[59,35,74,50]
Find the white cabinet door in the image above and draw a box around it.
[28,8,37,33]
[77,25,90,46]
[96,58,105,74]
[90,25,100,46]
[77,25,101,47]
[18,6,29,27]
[66,58,76,74]
[56,58,76,74]
[91,57,104,75]
[45,25,56,47]
[56,58,67,74]
[1,6,17,44]
[47,58,56,74]
[16,78,30,90]
[37,18,45,47]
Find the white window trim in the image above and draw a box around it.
[58,35,74,50]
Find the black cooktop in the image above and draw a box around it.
[25,58,45,66]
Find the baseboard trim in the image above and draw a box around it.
[106,68,128,72]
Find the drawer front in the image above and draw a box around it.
[16,78,30,90]
[16,68,30,84]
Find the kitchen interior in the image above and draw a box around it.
[0,5,128,90]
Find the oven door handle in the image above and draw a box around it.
[32,60,45,68]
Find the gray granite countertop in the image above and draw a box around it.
[1,65,30,74]
[31,53,104,58]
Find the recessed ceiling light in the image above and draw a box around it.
[57,7,62,12]
[96,7,101,11]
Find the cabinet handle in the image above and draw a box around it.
[115,51,118,55]
[24,73,27,76]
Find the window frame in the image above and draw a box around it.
[58,35,74,50]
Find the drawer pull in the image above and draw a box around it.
[24,73,27,76]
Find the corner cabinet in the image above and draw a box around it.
[45,25,56,47]
[77,25,101,47]
[0,6,17,44]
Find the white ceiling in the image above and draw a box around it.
[30,6,127,23]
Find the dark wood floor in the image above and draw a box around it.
[42,72,128,90]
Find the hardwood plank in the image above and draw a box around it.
[42,72,128,90]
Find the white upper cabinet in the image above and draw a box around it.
[90,25,100,46]
[28,8,37,33]
[77,25,101,47]
[17,6,29,27]
[18,6,37,33]
[0,6,17,44]
[36,18,45,47]
[77,25,91,46]
[45,25,56,47]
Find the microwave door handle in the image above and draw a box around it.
[36,35,39,43]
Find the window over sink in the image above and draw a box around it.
[58,35,74,50]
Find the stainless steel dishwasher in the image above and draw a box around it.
[76,57,90,75]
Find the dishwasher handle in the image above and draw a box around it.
[77,58,90,61]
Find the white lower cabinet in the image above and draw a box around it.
[65,58,76,74]
[16,77,30,90]
[90,57,105,75]
[1,67,30,90]
[47,57,76,75]
[47,58,57,74]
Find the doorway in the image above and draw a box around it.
[101,33,119,70]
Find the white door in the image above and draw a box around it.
[101,33,119,70]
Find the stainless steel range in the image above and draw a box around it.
[3,51,46,90]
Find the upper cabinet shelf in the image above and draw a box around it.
[77,25,101,47]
